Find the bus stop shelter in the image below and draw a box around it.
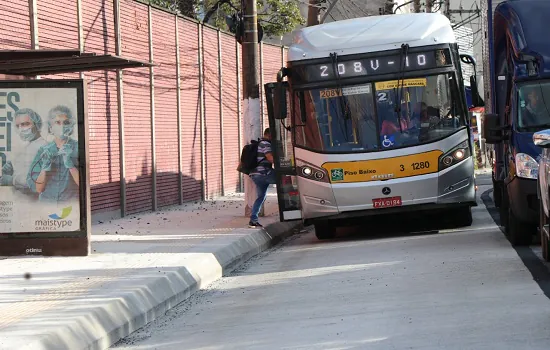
[0,49,151,257]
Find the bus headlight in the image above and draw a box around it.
[439,141,471,171]
[453,149,465,160]
[515,153,538,179]
[296,159,329,183]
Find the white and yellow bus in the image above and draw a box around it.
[265,13,483,239]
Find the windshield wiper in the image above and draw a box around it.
[330,52,351,120]
[330,52,351,142]
[394,43,410,133]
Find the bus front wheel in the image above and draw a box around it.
[314,222,336,240]
[454,206,473,227]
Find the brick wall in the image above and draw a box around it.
[1,0,287,218]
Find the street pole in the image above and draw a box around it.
[242,0,262,217]
[444,0,450,17]
[425,0,432,12]
[413,0,421,13]
[307,0,320,26]
[384,0,394,15]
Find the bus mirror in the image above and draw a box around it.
[460,54,484,107]
[469,76,484,107]
[274,82,288,120]
[483,113,503,144]
[460,54,476,66]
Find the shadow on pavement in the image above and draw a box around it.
[480,188,550,299]
[323,209,466,242]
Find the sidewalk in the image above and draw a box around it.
[0,191,302,350]
[475,167,492,175]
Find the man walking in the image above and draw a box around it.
[249,128,275,228]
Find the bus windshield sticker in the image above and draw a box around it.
[320,84,371,99]
[375,78,427,91]
[342,85,371,95]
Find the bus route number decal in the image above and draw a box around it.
[320,89,342,99]
[400,161,430,171]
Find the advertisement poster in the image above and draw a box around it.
[0,87,81,233]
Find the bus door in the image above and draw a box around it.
[264,82,302,222]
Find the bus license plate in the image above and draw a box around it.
[372,197,402,208]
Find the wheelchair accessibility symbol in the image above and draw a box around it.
[382,135,394,148]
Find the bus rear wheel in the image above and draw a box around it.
[314,222,336,240]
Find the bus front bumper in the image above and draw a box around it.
[301,157,476,226]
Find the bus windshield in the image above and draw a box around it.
[518,81,550,131]
[295,73,467,152]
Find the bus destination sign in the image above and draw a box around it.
[302,49,451,82]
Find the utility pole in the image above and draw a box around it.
[413,0,421,13]
[242,0,262,217]
[425,0,432,12]
[307,0,321,26]
[444,0,450,18]
[384,0,394,15]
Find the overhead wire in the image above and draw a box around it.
[348,0,371,17]
[332,1,350,20]
[452,12,480,29]
[455,28,481,41]
[339,0,357,19]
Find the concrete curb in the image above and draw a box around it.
[8,221,302,350]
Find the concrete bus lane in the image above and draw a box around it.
[113,177,550,350]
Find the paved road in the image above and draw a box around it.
[114,175,550,350]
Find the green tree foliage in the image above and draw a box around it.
[151,0,304,38]
[259,0,305,37]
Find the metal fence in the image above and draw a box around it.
[1,0,287,218]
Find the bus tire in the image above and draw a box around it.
[314,223,336,240]
[508,206,532,246]
[539,196,550,262]
[454,206,473,227]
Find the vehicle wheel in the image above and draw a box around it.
[508,205,532,246]
[499,187,509,230]
[314,222,336,240]
[454,206,473,227]
[539,196,550,262]
[543,232,550,262]
[493,181,502,208]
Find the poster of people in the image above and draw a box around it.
[0,85,82,233]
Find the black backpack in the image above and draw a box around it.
[237,139,263,175]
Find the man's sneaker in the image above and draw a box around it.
[248,221,263,228]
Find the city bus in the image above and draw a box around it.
[264,13,483,239]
